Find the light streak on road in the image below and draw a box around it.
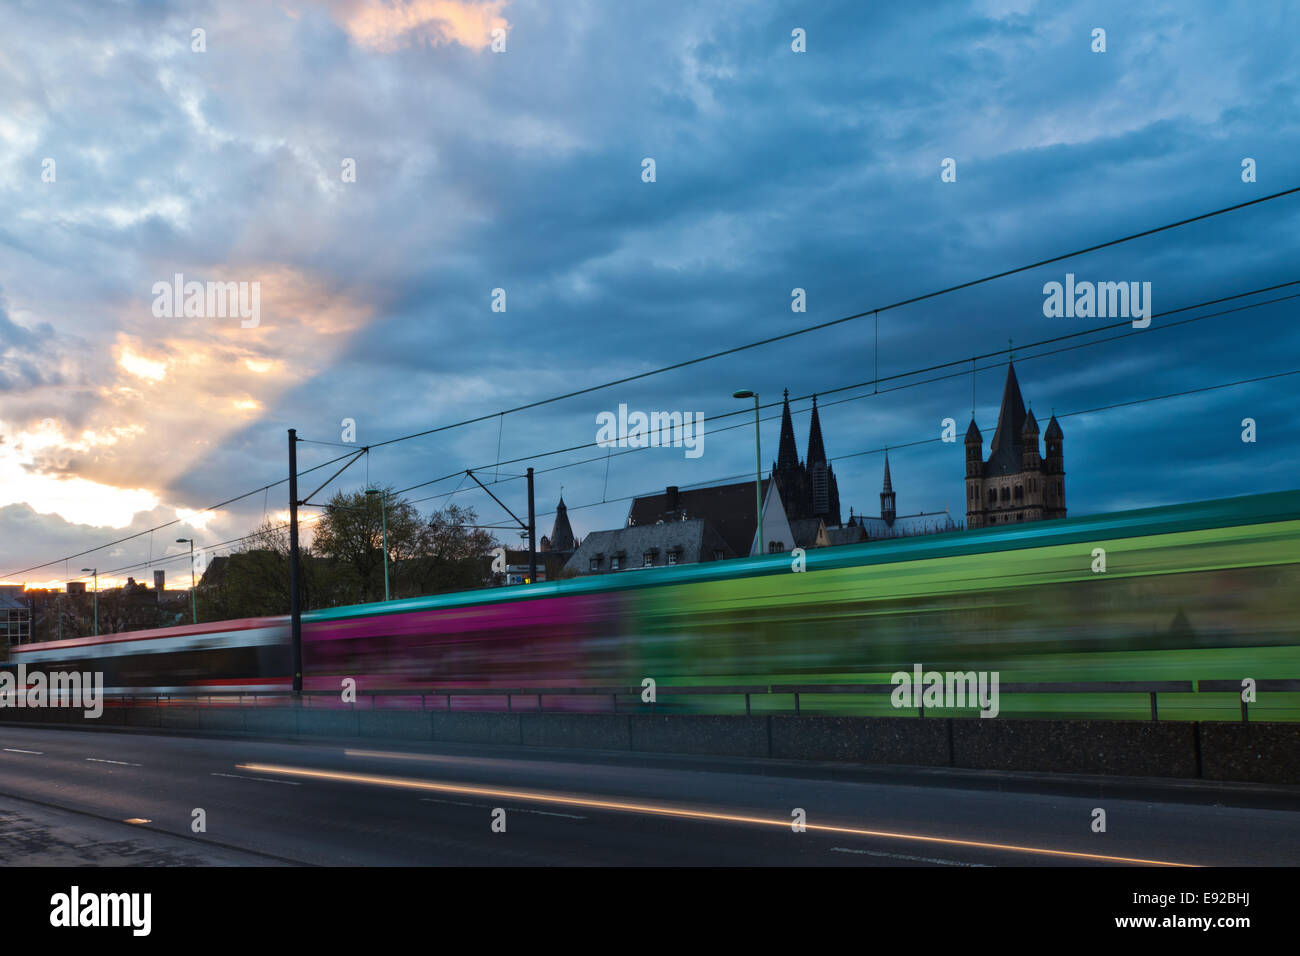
[238,762,1199,867]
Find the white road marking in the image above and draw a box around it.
[209,772,301,786]
[86,758,142,767]
[830,845,990,867]
[3,748,43,755]
[420,797,585,820]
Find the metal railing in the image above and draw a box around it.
[94,678,1300,722]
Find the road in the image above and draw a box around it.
[0,726,1296,866]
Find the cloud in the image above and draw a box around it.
[329,0,510,52]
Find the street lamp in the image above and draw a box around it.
[176,538,197,624]
[733,390,763,556]
[80,568,98,636]
[365,488,390,601]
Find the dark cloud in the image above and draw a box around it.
[0,0,1297,581]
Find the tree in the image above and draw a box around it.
[405,503,497,595]
[196,519,331,619]
[311,487,428,605]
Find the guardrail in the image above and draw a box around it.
[97,678,1300,722]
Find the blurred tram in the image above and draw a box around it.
[8,490,1299,715]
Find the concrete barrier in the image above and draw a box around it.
[124,705,163,729]
[432,712,521,745]
[161,707,210,732]
[299,708,361,737]
[630,715,768,757]
[1200,722,1300,784]
[6,701,1299,784]
[357,710,433,741]
[770,715,950,766]
[951,718,1199,777]
[196,709,246,734]
[242,708,299,736]
[520,713,631,751]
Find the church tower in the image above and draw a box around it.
[1043,414,1066,518]
[964,418,984,528]
[880,451,896,525]
[773,389,810,520]
[541,496,577,558]
[805,395,842,528]
[771,389,840,527]
[964,360,1065,527]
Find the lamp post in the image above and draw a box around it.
[732,390,763,556]
[365,488,390,601]
[176,538,197,624]
[80,568,98,636]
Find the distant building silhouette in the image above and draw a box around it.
[845,450,959,539]
[539,496,578,560]
[965,360,1066,528]
[773,391,841,528]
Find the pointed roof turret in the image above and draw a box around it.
[1021,406,1039,437]
[882,449,893,493]
[1045,413,1063,440]
[965,417,982,443]
[987,360,1027,475]
[549,496,576,552]
[806,394,827,466]
[776,388,800,472]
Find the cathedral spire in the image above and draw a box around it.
[880,448,896,524]
[806,393,827,466]
[775,388,800,472]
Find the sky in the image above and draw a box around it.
[1,0,1297,589]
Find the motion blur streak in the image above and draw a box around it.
[11,491,1297,722]
[343,748,521,769]
[237,762,1198,866]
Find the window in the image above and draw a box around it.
[1014,484,1023,501]
[768,541,785,554]
[713,550,724,561]
[667,552,679,565]
[589,558,599,572]
[643,552,654,568]
[611,555,621,570]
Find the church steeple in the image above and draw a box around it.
[880,449,896,524]
[548,496,576,553]
[771,387,840,528]
[775,389,800,472]
[987,359,1028,476]
[806,394,827,466]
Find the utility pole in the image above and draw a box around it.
[176,538,197,624]
[288,429,303,696]
[527,467,537,585]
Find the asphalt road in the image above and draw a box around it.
[0,726,1296,866]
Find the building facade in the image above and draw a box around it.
[965,361,1066,528]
